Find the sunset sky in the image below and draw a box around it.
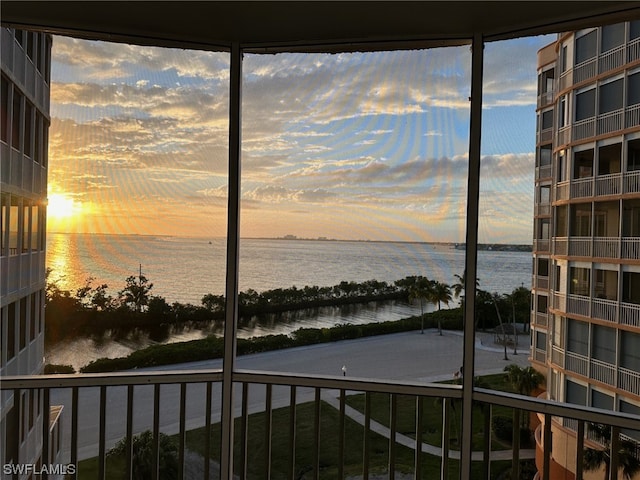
[47,34,554,243]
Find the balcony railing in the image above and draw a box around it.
[625,170,640,194]
[534,348,546,364]
[534,204,551,217]
[533,239,550,253]
[619,366,640,396]
[556,125,570,146]
[565,351,589,377]
[2,370,640,480]
[568,236,590,257]
[554,181,569,201]
[572,117,596,141]
[536,164,552,180]
[597,108,624,135]
[539,128,553,143]
[628,37,640,63]
[570,177,593,199]
[589,358,616,386]
[592,237,619,259]
[627,102,640,129]
[567,294,590,317]
[622,237,640,259]
[551,236,640,260]
[551,346,565,368]
[621,301,640,328]
[594,172,621,196]
[534,275,549,290]
[599,44,625,73]
[537,91,554,108]
[573,57,597,84]
[591,297,617,322]
[535,311,548,327]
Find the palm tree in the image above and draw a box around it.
[408,276,434,334]
[430,281,452,336]
[503,364,544,428]
[584,423,640,480]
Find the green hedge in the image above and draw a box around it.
[80,308,462,373]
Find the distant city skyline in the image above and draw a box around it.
[47,34,553,243]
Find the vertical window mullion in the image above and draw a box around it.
[460,33,484,480]
[221,42,242,480]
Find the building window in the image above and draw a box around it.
[591,389,614,410]
[575,30,597,64]
[630,20,640,40]
[537,294,548,313]
[628,72,640,106]
[9,197,20,256]
[567,318,589,355]
[7,302,16,360]
[573,149,593,178]
[622,199,640,236]
[24,101,32,158]
[599,77,623,114]
[621,330,640,370]
[566,379,587,405]
[540,67,555,93]
[575,88,596,121]
[30,293,36,341]
[598,143,621,175]
[620,400,640,441]
[569,266,590,296]
[622,271,640,304]
[539,185,551,205]
[592,324,616,364]
[628,138,640,172]
[561,45,569,72]
[539,145,552,166]
[538,257,550,276]
[541,109,553,130]
[1,75,8,143]
[536,331,547,352]
[601,23,625,53]
[19,297,27,351]
[12,89,21,149]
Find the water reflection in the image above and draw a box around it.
[46,300,433,371]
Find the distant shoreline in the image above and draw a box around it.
[47,232,532,252]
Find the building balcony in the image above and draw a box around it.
[562,174,632,200]
[534,203,551,217]
[552,291,640,328]
[2,370,639,480]
[537,90,554,109]
[551,235,640,260]
[535,164,552,180]
[550,346,640,397]
[533,239,550,253]
[532,274,550,291]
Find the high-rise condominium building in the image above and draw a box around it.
[1,28,62,475]
[531,21,640,479]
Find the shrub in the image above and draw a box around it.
[44,363,76,374]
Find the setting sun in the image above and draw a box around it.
[47,193,77,219]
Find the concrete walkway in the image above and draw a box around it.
[321,391,535,461]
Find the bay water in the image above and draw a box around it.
[46,233,532,369]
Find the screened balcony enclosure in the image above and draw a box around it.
[3,2,640,480]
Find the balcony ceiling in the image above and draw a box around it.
[2,1,640,52]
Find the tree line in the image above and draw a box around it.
[44,268,532,343]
